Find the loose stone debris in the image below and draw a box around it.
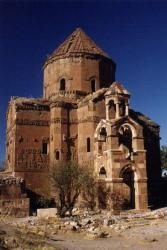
[0,207,167,249]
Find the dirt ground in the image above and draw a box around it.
[51,220,167,250]
[48,221,167,250]
[1,209,167,250]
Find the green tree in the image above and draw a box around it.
[160,145,167,169]
[50,160,95,217]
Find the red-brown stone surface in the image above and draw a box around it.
[0,28,162,216]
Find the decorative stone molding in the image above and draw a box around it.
[16,104,50,111]
[16,119,49,126]
[0,176,24,186]
[49,90,87,101]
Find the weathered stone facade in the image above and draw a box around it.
[1,28,161,213]
[0,175,29,217]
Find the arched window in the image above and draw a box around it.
[87,137,91,152]
[119,125,133,159]
[99,167,107,178]
[55,150,60,160]
[42,142,48,154]
[108,100,116,119]
[99,127,107,142]
[91,79,96,92]
[120,100,126,116]
[99,167,106,175]
[60,78,66,91]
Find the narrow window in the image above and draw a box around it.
[60,78,66,91]
[99,167,107,179]
[120,100,126,116]
[55,150,59,160]
[99,127,107,142]
[18,136,23,143]
[91,79,96,92]
[119,126,133,159]
[99,167,106,175]
[108,100,116,119]
[42,142,48,154]
[87,137,91,152]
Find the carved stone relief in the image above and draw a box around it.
[16,149,49,170]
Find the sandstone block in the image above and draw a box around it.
[37,208,57,218]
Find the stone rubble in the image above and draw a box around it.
[1,207,167,241]
[0,207,167,249]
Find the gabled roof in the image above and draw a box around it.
[47,28,110,60]
[78,87,107,107]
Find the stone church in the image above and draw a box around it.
[0,28,161,215]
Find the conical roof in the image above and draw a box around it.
[105,82,130,96]
[47,28,110,60]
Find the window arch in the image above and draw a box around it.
[120,100,126,116]
[55,150,60,160]
[108,100,116,119]
[119,125,133,159]
[91,79,96,92]
[60,78,66,91]
[42,137,49,155]
[42,142,48,154]
[87,137,91,152]
[99,127,107,142]
[99,167,106,175]
[99,167,107,178]
[119,165,135,209]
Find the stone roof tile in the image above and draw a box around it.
[105,82,130,96]
[48,28,109,60]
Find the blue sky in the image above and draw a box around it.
[0,0,167,161]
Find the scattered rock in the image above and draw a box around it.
[0,230,6,236]
[145,237,158,243]
[103,218,115,226]
[1,206,167,247]
[69,221,78,227]
[70,225,78,231]
[81,218,92,226]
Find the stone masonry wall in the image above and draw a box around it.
[0,176,29,217]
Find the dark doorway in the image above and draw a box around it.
[122,168,135,209]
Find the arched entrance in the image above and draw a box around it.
[120,165,135,209]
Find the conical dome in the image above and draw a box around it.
[47,28,110,61]
[43,28,116,99]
